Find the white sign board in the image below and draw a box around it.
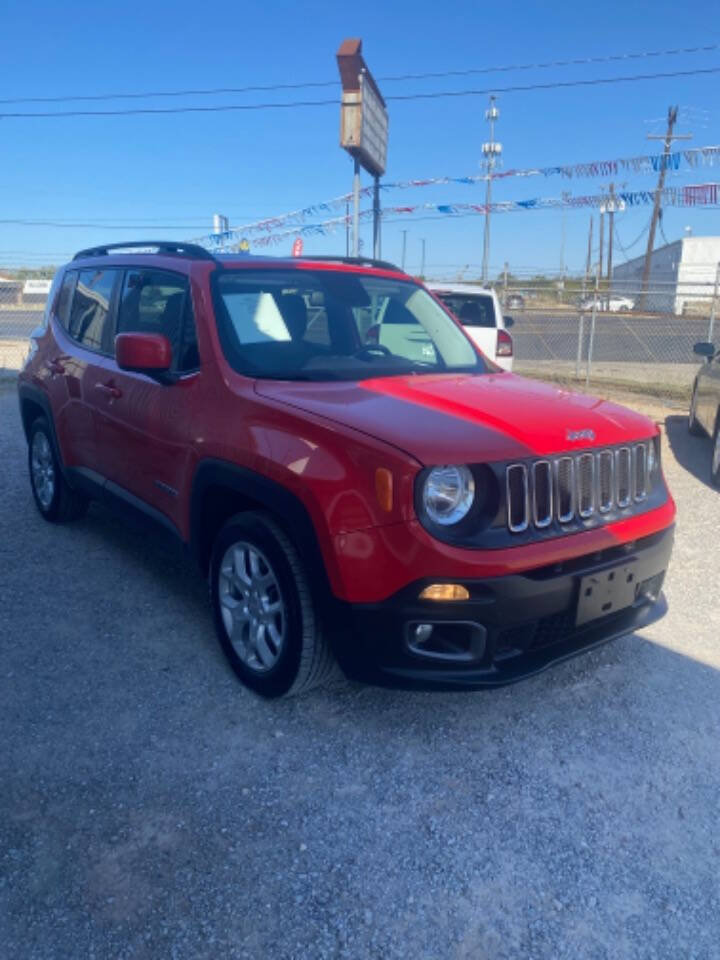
[23,279,52,295]
[340,73,388,177]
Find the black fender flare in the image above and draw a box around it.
[17,383,67,473]
[189,458,338,614]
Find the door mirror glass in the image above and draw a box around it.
[115,332,172,374]
[503,316,515,328]
[693,341,715,359]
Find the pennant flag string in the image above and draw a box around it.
[195,145,720,249]
[199,182,720,251]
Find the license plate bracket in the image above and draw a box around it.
[576,562,637,627]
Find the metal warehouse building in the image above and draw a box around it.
[612,236,720,315]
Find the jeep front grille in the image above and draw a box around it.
[532,461,553,528]
[616,447,632,507]
[505,441,654,533]
[555,457,574,522]
[506,464,529,532]
[577,453,595,518]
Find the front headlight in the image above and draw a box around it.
[422,465,475,526]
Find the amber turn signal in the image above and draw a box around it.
[374,467,393,512]
[419,583,470,601]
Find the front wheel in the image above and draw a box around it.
[209,511,335,697]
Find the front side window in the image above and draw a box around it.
[213,270,483,381]
[438,294,497,329]
[68,269,119,352]
[117,270,198,371]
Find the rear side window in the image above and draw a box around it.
[440,294,497,329]
[68,269,119,352]
[55,271,77,330]
[117,270,199,371]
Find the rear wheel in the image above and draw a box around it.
[209,511,335,697]
[711,412,720,488]
[28,418,88,523]
[688,384,704,436]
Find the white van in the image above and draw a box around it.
[427,283,514,372]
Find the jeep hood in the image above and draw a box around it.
[254,372,655,464]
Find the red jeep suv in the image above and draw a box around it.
[18,242,675,697]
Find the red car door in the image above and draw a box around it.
[46,267,121,472]
[90,268,201,533]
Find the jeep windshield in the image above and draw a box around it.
[212,269,486,380]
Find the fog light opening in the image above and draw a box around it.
[419,583,470,602]
[406,621,486,663]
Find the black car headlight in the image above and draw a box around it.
[422,465,475,526]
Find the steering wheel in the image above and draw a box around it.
[355,345,393,359]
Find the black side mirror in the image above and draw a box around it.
[503,316,515,328]
[693,341,715,359]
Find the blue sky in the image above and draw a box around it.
[1,0,718,277]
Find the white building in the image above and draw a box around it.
[612,236,720,315]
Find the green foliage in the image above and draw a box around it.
[0,266,57,279]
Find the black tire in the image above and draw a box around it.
[28,417,88,523]
[688,383,704,436]
[711,411,720,489]
[209,511,336,697]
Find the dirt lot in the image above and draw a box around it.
[1,385,719,959]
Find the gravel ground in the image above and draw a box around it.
[1,385,719,960]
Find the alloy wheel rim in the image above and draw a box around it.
[218,541,286,672]
[31,432,55,509]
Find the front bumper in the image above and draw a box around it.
[337,525,673,689]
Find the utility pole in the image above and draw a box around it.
[640,106,692,306]
[345,201,350,257]
[606,182,615,286]
[583,215,593,300]
[558,191,571,303]
[481,96,502,283]
[503,261,509,303]
[576,214,595,380]
[420,238,426,278]
[401,230,407,271]
[598,206,605,285]
[559,191,571,279]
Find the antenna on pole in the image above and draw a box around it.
[481,95,502,284]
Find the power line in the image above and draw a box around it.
[385,45,720,82]
[386,67,720,103]
[0,44,716,105]
[1,65,720,119]
[614,221,649,260]
[0,219,212,229]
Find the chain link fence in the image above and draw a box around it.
[502,283,718,407]
[0,278,48,373]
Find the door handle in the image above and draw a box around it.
[94,381,122,400]
[47,357,66,375]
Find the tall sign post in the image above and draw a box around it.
[337,39,388,259]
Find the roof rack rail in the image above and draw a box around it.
[293,254,403,272]
[73,241,215,262]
